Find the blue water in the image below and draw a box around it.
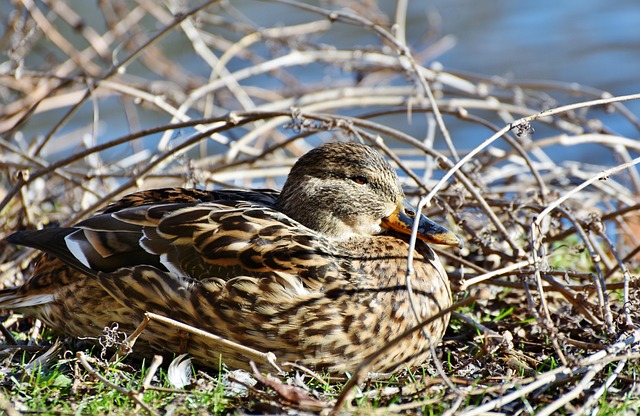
[416,1,640,92]
[406,0,640,167]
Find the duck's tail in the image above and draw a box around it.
[7,227,99,277]
[0,287,55,310]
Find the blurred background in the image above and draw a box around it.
[2,0,639,166]
[1,0,639,198]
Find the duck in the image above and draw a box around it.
[1,142,460,374]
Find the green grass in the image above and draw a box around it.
[596,391,640,416]
[2,342,459,414]
[2,346,237,415]
[548,235,594,271]
[10,361,74,412]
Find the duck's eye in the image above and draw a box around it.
[351,176,369,185]
[405,208,416,218]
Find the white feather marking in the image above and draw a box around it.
[0,294,55,308]
[65,231,92,268]
[160,252,187,280]
[221,241,249,251]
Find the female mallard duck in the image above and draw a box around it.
[2,142,460,374]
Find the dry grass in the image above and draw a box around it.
[1,1,640,414]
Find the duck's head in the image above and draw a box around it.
[276,142,461,247]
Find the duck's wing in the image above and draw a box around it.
[9,195,338,289]
[7,187,280,275]
[100,187,280,213]
[88,200,338,286]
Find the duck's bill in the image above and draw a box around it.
[382,200,462,247]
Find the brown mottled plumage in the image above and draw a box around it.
[2,142,460,374]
